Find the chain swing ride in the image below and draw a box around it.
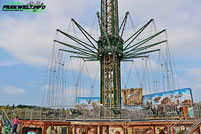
[43,0,179,117]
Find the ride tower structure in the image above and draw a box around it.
[98,0,122,108]
[54,0,167,112]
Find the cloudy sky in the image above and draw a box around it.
[0,0,201,106]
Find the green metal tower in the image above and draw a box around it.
[98,0,122,108]
[54,0,167,110]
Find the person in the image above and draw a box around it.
[3,120,11,134]
[12,116,19,133]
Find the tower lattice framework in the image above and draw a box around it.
[99,0,122,107]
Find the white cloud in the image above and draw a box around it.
[66,58,100,79]
[3,86,27,95]
[193,84,201,91]
[177,68,201,102]
[43,85,93,106]
[187,68,201,82]
[168,28,201,47]
[118,0,201,60]
[0,60,20,67]
[0,0,98,67]
[0,0,200,67]
[0,16,52,66]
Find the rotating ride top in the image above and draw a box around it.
[54,0,167,109]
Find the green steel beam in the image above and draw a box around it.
[124,29,166,52]
[113,55,116,106]
[59,49,92,57]
[72,19,97,43]
[83,59,99,62]
[60,49,97,58]
[112,0,115,35]
[54,40,97,57]
[57,29,97,53]
[100,1,102,35]
[131,49,160,56]
[100,59,102,104]
[121,60,134,62]
[97,12,103,36]
[72,19,98,50]
[119,12,129,38]
[70,55,97,60]
[117,0,119,30]
[97,12,105,36]
[123,49,160,59]
[97,12,113,51]
[54,40,96,54]
[123,55,149,59]
[124,40,167,57]
[123,19,154,49]
[119,12,128,32]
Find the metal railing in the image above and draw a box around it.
[168,102,201,134]
[0,103,199,121]
[184,118,201,134]
[2,109,13,128]
[0,104,201,134]
[0,109,17,134]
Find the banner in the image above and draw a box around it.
[143,88,193,105]
[76,97,100,105]
[76,88,193,106]
[122,88,142,106]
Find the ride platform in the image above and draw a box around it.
[19,119,200,134]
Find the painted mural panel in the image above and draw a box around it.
[76,88,193,107]
[143,88,193,105]
[188,107,194,117]
[87,126,97,134]
[122,88,142,105]
[76,97,100,106]
[133,126,154,134]
[109,126,124,134]
[76,88,193,118]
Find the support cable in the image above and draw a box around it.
[125,61,133,88]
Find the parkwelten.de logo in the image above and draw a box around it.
[2,1,46,13]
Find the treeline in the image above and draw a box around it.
[0,104,40,110]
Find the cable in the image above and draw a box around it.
[125,61,133,88]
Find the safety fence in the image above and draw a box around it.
[1,103,200,121]
[1,103,201,134]
[168,102,201,134]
